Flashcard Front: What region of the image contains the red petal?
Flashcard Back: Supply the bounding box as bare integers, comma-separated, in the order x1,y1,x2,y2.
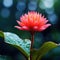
44,20,48,24
22,26,29,31
38,24,51,31
17,20,25,26
44,24,51,28
14,26,23,30
33,26,38,31
39,27,46,31
16,20,21,26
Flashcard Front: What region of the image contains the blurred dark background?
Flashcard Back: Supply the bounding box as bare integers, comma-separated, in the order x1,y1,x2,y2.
0,0,60,60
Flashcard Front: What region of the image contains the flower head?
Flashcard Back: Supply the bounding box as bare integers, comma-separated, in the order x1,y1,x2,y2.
15,11,51,33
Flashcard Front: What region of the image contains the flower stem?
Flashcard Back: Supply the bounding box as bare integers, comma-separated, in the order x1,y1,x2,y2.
30,32,34,60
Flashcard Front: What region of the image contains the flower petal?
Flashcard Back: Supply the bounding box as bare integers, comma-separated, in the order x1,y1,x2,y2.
14,26,23,30
39,27,46,31
16,20,21,26
33,26,38,31
16,20,25,26
44,20,48,24
22,26,29,31
38,24,51,31
15,11,51,32
44,24,51,28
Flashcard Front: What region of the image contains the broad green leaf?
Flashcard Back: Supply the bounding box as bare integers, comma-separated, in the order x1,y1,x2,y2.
37,42,57,60
32,42,57,60
0,55,12,60
28,57,30,60
4,32,31,58
31,49,38,60
0,31,4,38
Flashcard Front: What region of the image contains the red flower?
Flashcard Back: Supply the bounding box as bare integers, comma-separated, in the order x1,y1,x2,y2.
15,11,51,33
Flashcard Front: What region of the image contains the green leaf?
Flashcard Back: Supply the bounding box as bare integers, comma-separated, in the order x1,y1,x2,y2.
28,57,30,60
32,42,57,60
0,55,12,60
31,49,38,60
37,42,57,60
4,32,31,58
0,31,4,38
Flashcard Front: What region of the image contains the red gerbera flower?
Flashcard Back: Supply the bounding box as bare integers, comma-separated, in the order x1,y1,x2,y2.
15,11,51,33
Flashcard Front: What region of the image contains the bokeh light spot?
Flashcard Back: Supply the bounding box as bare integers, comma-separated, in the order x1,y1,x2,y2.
39,0,54,9
48,14,57,24
16,2,26,11
3,0,13,8
1,8,10,18
45,8,54,14
28,1,37,11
